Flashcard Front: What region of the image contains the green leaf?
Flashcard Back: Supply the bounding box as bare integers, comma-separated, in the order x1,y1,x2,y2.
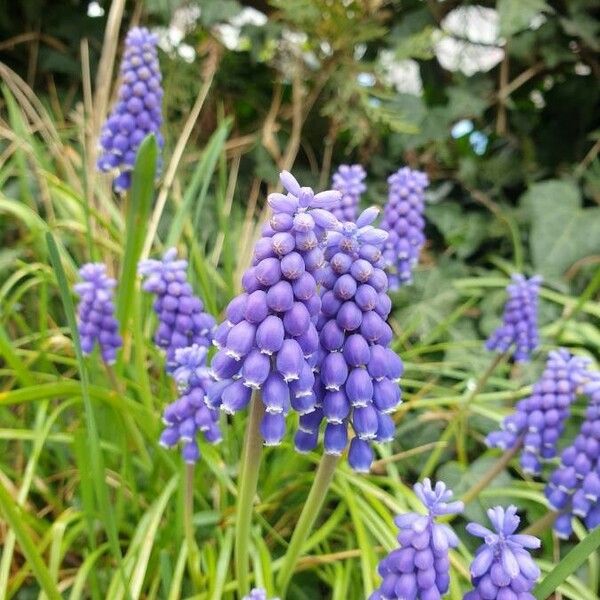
498,0,551,37
534,526,600,599
522,179,600,279
116,134,158,330
0,480,62,600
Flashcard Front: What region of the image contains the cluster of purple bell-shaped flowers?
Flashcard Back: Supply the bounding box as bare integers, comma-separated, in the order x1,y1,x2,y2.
370,479,463,600
74,263,122,364
159,344,222,463
465,506,541,600
97,27,164,192
331,164,367,222
485,274,542,362
380,167,429,290
545,372,600,538
207,172,342,446
295,208,403,472
487,349,591,475
138,248,215,372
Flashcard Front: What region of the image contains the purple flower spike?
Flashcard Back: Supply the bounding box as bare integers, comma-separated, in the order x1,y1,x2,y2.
97,27,163,192
487,349,591,475
304,208,403,471
464,505,541,600
159,344,221,463
370,479,462,600
486,274,542,362
331,164,367,222
380,167,429,290
207,172,342,445
138,248,215,372
242,589,280,600
545,371,600,538
74,263,122,364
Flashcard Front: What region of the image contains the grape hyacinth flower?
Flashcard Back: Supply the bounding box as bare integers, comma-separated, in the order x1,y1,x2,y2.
294,207,403,471
487,349,591,475
208,171,341,445
242,589,280,600
545,372,600,538
331,164,367,222
160,344,221,463
138,248,215,372
97,27,163,192
485,274,542,362
370,479,463,600
380,167,429,289
465,506,541,600
74,263,122,364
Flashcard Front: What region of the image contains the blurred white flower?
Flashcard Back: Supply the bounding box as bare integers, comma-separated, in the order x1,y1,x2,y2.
87,1,104,18
434,5,504,76
379,51,423,96
213,7,268,51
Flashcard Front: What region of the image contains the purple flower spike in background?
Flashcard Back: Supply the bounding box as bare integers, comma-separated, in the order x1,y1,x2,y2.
296,207,403,471
139,248,215,372
487,349,591,475
160,344,221,463
97,27,163,192
545,372,600,539
331,164,367,222
74,263,122,364
209,171,341,445
465,505,541,600
485,274,542,362
370,479,463,600
242,589,280,600
380,167,428,290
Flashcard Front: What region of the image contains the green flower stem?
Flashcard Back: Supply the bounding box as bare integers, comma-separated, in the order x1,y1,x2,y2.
235,393,265,597
277,453,340,596
184,463,203,590
422,351,508,478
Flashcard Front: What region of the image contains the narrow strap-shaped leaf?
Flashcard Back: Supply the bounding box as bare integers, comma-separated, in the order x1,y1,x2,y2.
534,525,600,599
46,232,131,599
0,479,61,600
116,134,158,329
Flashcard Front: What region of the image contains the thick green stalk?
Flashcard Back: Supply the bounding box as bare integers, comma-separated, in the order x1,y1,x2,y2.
235,394,265,597
277,453,340,596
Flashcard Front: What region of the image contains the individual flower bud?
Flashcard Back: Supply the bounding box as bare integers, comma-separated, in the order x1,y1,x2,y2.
261,412,286,446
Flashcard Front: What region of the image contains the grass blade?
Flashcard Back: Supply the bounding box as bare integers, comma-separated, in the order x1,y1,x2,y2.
534,525,600,599
0,479,61,600
115,134,158,330
46,231,130,598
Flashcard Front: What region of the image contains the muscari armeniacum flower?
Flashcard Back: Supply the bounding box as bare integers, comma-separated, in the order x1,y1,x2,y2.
74,263,122,364
97,27,163,192
208,171,341,446
242,589,281,600
331,164,367,222
160,344,221,463
370,479,463,600
465,505,541,600
545,371,600,538
138,248,215,372
294,207,403,472
485,274,542,362
380,167,429,290
486,349,591,475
